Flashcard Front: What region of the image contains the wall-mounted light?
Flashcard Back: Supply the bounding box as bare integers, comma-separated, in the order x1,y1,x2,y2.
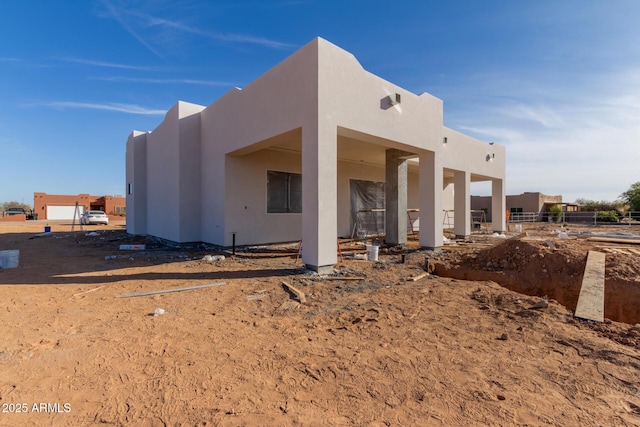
389,93,401,106
443,137,448,144
486,153,495,162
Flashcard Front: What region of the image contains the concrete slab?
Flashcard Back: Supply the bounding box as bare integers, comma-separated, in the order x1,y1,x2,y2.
574,251,606,322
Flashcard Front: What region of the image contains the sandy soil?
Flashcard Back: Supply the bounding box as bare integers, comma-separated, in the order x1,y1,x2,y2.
0,220,639,426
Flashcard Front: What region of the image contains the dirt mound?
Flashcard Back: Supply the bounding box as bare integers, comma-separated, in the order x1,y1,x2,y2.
433,237,640,324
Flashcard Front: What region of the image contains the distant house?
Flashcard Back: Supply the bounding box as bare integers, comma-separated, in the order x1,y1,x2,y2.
471,192,569,222
126,38,506,273
33,192,125,220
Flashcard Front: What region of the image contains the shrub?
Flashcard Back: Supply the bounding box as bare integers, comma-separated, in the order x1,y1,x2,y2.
549,204,563,222
596,210,619,223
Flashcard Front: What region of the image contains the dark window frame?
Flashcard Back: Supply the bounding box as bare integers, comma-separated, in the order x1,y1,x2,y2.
267,170,302,214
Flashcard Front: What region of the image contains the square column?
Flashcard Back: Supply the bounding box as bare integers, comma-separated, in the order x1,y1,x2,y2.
453,170,471,239
419,150,443,249
302,122,337,274
385,149,408,245
491,178,506,233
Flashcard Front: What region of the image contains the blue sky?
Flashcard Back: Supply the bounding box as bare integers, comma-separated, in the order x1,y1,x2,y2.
1,0,639,206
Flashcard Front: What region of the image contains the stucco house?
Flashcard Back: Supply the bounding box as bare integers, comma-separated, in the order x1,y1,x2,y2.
472,192,569,222
126,37,506,273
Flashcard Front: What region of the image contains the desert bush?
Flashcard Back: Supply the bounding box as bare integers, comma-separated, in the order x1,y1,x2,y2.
596,210,619,223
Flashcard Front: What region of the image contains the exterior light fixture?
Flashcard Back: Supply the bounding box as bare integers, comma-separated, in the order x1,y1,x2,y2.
443,137,448,144
389,93,401,106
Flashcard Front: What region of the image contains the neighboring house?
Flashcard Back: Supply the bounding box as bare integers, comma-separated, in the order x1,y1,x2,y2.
33,192,125,220
472,192,564,222
126,38,506,273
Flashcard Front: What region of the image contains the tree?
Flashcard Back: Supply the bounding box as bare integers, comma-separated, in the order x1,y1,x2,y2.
620,182,640,211
574,198,626,213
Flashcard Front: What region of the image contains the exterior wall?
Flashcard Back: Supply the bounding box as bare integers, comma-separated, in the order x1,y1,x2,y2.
143,102,204,242
225,149,303,246
178,105,203,242
126,131,147,235
471,196,493,220
34,192,124,220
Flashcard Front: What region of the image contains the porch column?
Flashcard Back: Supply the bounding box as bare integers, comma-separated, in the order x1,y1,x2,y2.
302,122,337,274
491,178,506,233
385,149,408,245
419,150,443,249
453,170,471,239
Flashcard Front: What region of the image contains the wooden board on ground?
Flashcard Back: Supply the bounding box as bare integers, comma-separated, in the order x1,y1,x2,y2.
586,237,640,245
574,251,606,322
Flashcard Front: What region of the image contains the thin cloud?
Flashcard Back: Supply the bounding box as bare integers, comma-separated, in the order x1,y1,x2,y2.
140,13,296,49
99,0,295,52
99,0,164,58
31,101,165,115
91,76,233,86
213,33,296,49
58,57,158,71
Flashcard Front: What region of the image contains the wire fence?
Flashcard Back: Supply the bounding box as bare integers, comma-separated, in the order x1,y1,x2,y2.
509,211,640,225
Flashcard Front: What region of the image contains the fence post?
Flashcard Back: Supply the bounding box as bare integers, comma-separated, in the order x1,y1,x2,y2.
594,211,597,226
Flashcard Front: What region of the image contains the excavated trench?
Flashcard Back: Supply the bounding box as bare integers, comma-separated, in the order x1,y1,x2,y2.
430,239,640,325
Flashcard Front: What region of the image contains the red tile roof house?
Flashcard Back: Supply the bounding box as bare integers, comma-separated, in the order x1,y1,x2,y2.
126,38,506,273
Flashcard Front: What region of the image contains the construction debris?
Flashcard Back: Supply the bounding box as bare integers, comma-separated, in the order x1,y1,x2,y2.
281,281,306,303
586,237,640,245
116,282,226,298
408,272,429,282
119,244,146,250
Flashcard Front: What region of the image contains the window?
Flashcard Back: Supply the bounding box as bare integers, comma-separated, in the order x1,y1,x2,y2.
510,207,523,213
267,171,302,213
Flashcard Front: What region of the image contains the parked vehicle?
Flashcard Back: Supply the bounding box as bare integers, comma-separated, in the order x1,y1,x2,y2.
80,210,109,225
5,207,27,216
3,207,37,219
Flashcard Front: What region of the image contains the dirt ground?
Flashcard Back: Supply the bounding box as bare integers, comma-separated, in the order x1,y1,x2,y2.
0,220,639,426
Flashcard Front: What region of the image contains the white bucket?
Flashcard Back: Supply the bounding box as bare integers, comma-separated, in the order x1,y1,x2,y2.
0,250,19,269
366,244,379,261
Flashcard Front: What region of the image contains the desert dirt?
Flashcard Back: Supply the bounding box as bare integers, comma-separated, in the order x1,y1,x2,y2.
0,220,639,426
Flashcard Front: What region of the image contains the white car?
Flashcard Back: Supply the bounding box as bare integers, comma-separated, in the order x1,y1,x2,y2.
81,210,109,225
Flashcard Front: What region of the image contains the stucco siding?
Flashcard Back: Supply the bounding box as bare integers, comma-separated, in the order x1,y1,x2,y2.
126,131,147,235
224,149,303,246
146,105,181,242
177,106,202,242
